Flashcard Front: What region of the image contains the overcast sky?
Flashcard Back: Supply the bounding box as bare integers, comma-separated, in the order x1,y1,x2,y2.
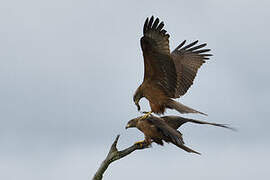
1,0,270,180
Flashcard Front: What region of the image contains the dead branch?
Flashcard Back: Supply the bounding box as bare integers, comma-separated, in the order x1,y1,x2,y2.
92,135,149,180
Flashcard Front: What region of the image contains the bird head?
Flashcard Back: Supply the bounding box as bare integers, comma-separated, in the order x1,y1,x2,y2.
125,118,139,129
133,88,143,111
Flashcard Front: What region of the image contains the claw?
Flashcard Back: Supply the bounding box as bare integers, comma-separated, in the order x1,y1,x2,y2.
134,140,145,148
139,111,152,120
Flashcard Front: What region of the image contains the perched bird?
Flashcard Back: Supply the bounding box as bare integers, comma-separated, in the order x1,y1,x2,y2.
133,16,212,117
125,115,234,154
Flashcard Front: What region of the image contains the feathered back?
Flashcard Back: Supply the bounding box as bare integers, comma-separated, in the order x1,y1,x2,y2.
147,116,200,154
146,116,184,145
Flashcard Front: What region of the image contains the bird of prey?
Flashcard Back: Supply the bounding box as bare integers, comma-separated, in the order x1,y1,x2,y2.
133,16,212,118
125,115,234,154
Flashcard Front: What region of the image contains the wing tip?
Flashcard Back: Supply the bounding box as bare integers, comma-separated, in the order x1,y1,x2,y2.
143,17,149,34
143,16,169,36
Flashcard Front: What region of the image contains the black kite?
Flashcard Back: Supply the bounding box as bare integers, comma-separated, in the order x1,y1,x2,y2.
133,16,212,117
126,115,234,154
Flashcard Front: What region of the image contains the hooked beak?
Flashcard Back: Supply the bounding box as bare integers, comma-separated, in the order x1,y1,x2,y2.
125,124,130,129
135,100,141,111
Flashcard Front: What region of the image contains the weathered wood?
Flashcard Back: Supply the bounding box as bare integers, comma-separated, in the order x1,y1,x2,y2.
92,135,149,180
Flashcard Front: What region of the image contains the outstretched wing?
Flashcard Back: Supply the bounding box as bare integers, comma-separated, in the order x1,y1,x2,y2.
141,16,177,97
171,40,212,97
162,115,236,131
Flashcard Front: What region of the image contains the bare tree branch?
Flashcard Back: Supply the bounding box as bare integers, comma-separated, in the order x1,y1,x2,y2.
92,135,149,180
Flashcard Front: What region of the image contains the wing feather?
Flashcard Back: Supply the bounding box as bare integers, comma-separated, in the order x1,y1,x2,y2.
146,116,201,154
147,116,184,145
141,16,177,97
171,40,212,97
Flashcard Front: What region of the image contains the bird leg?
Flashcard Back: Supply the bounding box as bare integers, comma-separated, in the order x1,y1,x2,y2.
134,140,147,148
139,111,152,120
134,140,145,144
134,139,151,148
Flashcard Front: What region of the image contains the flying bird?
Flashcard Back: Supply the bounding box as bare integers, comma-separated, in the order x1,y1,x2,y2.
133,16,212,118
125,115,234,154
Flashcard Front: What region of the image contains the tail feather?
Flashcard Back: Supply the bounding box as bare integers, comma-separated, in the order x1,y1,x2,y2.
162,115,236,131
186,118,237,131
167,99,207,116
177,144,201,155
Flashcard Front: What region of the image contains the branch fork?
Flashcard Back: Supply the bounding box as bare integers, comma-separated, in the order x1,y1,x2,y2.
93,135,149,180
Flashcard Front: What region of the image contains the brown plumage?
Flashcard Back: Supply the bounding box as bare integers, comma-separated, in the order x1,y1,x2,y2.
133,16,212,115
126,115,234,154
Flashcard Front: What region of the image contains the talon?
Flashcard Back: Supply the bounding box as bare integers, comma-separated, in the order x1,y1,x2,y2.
134,140,145,148
139,111,152,120
134,140,145,145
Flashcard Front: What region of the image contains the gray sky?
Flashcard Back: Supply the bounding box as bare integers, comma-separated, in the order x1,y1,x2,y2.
1,0,270,179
